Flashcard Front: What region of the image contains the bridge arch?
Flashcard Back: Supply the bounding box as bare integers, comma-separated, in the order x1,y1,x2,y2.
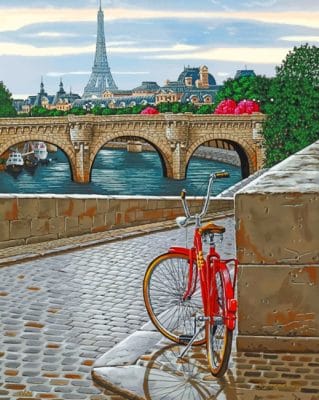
0,138,77,181
186,135,257,179
90,131,173,180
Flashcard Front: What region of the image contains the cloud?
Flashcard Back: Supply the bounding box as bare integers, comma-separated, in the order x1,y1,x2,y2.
0,41,198,57
0,42,95,56
47,71,91,77
145,47,290,64
34,32,79,38
47,70,150,76
108,44,198,54
279,36,319,42
217,72,230,77
0,7,318,32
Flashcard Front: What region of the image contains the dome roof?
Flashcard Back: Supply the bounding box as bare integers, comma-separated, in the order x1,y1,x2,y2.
133,81,160,92
177,66,216,86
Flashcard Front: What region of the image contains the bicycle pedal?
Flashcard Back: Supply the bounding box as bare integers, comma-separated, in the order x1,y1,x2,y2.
179,335,193,342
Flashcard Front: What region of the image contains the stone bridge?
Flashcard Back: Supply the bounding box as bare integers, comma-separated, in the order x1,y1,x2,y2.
0,113,266,183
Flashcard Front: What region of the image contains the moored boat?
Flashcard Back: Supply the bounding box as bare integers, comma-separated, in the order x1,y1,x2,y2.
33,142,48,163
5,151,24,173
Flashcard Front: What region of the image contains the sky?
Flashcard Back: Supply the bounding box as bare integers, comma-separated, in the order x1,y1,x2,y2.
0,0,318,98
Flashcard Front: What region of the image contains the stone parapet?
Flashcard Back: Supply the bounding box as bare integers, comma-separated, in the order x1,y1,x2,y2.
235,141,319,352
0,195,233,249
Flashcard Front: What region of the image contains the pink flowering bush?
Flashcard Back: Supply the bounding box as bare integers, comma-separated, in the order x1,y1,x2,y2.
214,99,237,114
234,100,260,114
140,106,159,115
214,99,261,114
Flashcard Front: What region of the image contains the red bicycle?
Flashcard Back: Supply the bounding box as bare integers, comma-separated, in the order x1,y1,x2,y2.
143,171,238,377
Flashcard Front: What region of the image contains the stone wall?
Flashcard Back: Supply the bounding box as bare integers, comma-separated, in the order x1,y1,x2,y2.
0,195,233,249
235,141,319,352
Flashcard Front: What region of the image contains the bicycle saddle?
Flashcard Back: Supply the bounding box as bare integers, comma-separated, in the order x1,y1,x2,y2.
199,222,225,235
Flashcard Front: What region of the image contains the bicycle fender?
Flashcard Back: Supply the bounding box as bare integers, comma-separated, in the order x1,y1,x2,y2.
168,247,191,257
219,264,237,330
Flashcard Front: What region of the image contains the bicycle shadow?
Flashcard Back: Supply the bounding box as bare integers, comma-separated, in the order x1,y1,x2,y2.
142,343,238,400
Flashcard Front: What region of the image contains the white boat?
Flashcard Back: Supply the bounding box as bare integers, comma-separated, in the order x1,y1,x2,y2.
33,142,48,162
6,151,24,172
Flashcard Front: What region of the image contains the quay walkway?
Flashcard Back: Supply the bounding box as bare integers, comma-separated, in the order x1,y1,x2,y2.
0,214,319,400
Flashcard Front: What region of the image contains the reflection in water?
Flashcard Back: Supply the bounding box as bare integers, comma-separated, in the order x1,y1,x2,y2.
143,344,237,400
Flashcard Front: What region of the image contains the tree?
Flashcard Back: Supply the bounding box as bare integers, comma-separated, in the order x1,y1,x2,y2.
263,44,319,166
0,81,17,117
215,75,273,112
30,106,49,117
196,104,214,114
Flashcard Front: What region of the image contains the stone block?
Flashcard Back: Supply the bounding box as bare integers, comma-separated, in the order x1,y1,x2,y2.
236,192,319,265
84,199,97,217
0,198,18,221
79,215,93,232
48,217,65,235
64,216,79,235
57,198,85,217
17,198,39,219
104,212,115,228
31,218,50,236
92,213,104,227
10,220,31,239
237,264,319,344
38,198,56,218
26,234,58,245
0,221,10,241
96,198,109,214
0,238,25,249
108,199,121,213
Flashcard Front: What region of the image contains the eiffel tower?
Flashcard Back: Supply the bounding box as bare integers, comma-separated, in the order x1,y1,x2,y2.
83,0,118,98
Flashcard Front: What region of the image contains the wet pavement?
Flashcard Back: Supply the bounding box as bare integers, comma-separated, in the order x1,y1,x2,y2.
1,215,318,400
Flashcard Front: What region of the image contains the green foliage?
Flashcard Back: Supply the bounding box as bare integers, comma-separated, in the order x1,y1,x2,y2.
263,44,319,166
102,107,116,115
48,109,65,117
30,106,49,117
68,107,86,115
132,104,146,114
196,104,214,114
0,82,17,117
156,101,199,113
215,75,273,112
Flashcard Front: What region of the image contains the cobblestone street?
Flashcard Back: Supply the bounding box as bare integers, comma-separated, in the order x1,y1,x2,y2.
0,217,235,399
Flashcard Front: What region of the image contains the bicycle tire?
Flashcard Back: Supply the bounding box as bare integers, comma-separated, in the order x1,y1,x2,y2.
206,271,233,377
143,253,205,345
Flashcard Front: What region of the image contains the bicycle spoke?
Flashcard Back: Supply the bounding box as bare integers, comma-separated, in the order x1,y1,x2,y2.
144,254,205,344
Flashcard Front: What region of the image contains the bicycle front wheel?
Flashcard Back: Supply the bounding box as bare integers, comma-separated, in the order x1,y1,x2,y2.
206,271,233,377
143,253,205,345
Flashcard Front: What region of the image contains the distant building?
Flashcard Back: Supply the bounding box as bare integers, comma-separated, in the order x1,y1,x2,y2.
155,65,221,105
50,79,81,111
234,69,256,79
73,65,222,109
18,79,81,113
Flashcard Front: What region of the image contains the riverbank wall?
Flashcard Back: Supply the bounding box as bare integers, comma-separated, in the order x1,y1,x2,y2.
0,195,233,249
105,142,241,167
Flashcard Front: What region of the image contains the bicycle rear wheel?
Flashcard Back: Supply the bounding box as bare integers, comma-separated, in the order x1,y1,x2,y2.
206,271,233,377
143,253,205,345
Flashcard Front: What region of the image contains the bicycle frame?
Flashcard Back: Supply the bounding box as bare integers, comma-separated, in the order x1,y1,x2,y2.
168,226,238,331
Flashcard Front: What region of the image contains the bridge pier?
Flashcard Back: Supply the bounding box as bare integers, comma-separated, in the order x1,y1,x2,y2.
72,142,91,183
70,120,93,183
170,142,187,180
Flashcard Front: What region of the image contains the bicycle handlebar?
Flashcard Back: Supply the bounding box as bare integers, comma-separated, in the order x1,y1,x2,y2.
180,170,229,223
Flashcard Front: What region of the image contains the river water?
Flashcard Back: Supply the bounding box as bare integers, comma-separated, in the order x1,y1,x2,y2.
0,148,241,196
